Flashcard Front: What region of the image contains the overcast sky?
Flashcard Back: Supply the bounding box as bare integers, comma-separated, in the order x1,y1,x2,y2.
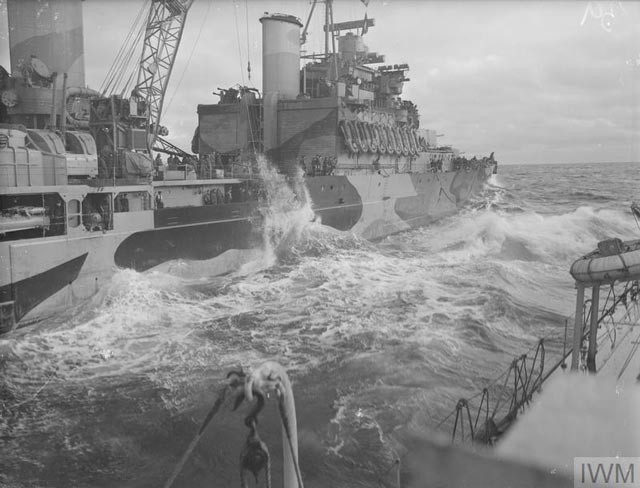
1,0,639,164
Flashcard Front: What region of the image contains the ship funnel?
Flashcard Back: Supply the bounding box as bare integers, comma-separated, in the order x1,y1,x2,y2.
259,13,302,100
7,0,86,88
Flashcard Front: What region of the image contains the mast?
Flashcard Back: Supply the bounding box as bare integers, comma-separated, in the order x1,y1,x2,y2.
323,0,337,81
324,0,331,57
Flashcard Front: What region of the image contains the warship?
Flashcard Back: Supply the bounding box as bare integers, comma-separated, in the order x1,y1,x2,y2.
0,0,496,333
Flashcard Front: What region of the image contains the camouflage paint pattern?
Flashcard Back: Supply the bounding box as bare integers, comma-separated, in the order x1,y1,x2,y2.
306,164,493,240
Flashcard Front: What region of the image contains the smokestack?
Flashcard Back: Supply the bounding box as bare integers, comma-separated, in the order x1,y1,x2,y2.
259,13,301,152
259,13,302,100
7,0,86,88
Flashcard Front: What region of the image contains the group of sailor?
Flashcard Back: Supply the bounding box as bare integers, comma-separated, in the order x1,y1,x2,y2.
154,154,198,180
201,182,264,207
451,153,496,172
299,155,337,177
202,187,231,206
153,152,247,181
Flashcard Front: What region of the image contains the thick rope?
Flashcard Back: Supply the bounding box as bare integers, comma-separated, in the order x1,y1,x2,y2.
278,395,304,488
163,384,230,488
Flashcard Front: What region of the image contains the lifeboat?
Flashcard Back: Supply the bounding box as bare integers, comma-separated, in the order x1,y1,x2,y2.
570,239,640,284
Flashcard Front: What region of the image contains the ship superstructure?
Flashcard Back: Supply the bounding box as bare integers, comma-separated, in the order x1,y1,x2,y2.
0,0,495,332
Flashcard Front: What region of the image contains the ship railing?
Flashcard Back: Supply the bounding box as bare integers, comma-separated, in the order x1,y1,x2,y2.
82,177,152,187
436,279,640,446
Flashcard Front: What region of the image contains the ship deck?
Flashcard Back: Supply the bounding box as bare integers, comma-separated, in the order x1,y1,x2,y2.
493,320,640,481
598,322,640,384
153,178,244,187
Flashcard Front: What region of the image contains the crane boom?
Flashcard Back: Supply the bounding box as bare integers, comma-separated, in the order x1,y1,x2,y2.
135,0,194,152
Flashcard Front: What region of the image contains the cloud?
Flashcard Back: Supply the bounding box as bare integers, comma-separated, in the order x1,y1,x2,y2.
1,0,638,164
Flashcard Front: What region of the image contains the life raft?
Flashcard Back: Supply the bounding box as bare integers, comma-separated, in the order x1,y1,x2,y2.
390,127,401,155
376,125,387,154
340,119,359,153
354,121,369,152
570,239,640,284
383,125,392,154
408,129,419,155
401,129,409,156
404,128,414,156
411,130,422,153
365,123,378,152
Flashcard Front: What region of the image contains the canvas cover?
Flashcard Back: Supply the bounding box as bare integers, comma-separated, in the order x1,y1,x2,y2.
122,151,153,177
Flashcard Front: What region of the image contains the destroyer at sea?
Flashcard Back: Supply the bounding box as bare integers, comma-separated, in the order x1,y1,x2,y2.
0,0,496,332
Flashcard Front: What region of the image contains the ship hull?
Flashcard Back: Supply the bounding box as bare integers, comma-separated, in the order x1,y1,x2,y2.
0,212,262,332
0,164,494,332
307,165,491,239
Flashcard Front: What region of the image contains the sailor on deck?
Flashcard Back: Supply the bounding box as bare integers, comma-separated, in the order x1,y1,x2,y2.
154,154,164,181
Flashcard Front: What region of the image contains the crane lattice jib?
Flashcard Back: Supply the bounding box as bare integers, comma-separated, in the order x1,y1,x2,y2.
135,0,194,152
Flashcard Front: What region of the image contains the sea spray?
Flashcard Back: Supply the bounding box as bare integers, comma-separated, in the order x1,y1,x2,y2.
1,162,638,487
238,155,317,272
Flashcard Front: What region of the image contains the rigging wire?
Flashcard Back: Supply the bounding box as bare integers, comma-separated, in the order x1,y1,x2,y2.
165,0,213,113
616,327,640,380
245,0,251,81
101,0,150,95
233,0,246,85
119,64,138,99
99,3,142,93
103,7,147,96
110,24,146,96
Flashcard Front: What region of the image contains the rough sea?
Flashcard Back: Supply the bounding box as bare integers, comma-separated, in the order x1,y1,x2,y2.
1,161,638,488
